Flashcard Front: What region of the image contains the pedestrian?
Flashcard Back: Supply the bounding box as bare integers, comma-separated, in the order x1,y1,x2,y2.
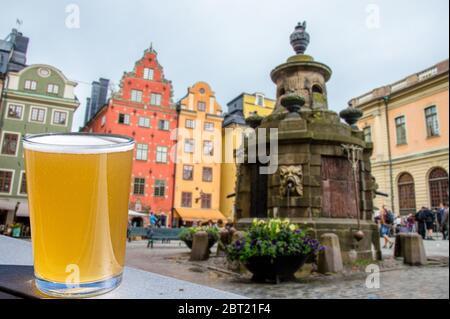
149,211,157,226
394,214,402,235
415,208,427,239
437,203,445,229
127,220,132,242
423,207,435,240
380,205,394,249
406,213,416,233
440,204,449,240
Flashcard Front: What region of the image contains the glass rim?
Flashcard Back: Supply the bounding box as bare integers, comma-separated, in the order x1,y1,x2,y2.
22,132,135,154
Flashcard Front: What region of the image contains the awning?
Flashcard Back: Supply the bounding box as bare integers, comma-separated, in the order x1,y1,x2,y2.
0,198,17,211
16,201,29,217
174,208,226,222
128,210,148,217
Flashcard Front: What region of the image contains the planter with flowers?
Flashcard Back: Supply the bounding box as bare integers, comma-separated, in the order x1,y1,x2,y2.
179,226,219,250
227,219,323,283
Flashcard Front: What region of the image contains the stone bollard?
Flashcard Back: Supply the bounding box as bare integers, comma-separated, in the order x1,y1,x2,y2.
216,229,230,257
402,233,427,266
318,233,344,274
190,231,210,261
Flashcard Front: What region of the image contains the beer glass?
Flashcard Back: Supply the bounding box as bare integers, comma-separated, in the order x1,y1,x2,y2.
23,133,135,297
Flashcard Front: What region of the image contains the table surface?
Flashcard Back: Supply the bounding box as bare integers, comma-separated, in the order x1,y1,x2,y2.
0,235,245,299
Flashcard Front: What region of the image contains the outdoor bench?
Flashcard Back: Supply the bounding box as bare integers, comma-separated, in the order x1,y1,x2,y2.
147,228,183,248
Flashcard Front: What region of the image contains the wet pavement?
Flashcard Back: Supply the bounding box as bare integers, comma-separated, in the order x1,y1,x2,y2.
125,238,449,299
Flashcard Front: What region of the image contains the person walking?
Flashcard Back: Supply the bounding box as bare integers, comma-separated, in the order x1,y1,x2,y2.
380,205,394,249
406,213,416,233
423,207,435,240
415,207,427,239
440,204,449,240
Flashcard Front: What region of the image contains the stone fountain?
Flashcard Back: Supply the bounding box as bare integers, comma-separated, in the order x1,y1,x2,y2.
235,22,381,262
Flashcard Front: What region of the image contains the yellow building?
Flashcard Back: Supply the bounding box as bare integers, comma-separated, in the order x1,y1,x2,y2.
219,92,275,220
352,59,449,215
173,82,225,226
227,92,276,118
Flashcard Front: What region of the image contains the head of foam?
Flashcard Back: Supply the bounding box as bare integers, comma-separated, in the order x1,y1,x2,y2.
23,133,135,154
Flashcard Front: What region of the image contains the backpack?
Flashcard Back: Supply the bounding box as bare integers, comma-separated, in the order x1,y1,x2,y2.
386,211,395,224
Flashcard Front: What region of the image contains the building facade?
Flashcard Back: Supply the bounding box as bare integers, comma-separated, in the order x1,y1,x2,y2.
84,78,110,125
352,59,449,215
0,64,79,226
83,47,177,227
219,92,275,220
173,82,225,226
226,92,275,118
0,28,29,76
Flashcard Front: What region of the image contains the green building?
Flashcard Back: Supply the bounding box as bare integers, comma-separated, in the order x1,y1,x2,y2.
0,64,79,230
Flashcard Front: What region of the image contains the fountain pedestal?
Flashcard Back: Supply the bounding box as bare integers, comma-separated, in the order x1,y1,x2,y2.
235,22,382,262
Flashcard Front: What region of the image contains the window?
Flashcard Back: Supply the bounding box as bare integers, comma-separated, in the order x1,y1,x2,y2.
158,120,169,131
138,117,151,128
363,126,372,143
186,119,195,129
30,107,46,123
150,93,162,106
133,178,145,195
428,168,449,208
202,167,213,182
47,84,59,94
101,115,106,126
181,192,192,208
1,133,19,156
143,68,154,80
184,139,195,153
7,104,23,120
24,80,37,90
0,171,13,193
255,94,264,106
398,173,416,215
19,172,27,195
118,113,130,125
425,106,439,137
197,101,206,112
156,146,168,163
131,90,143,102
204,122,214,132
52,110,67,125
136,144,148,161
201,193,212,209
154,180,166,197
395,116,407,145
203,141,214,156
183,165,194,180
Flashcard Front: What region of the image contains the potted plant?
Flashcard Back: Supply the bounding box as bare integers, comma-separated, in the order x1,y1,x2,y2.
179,226,219,250
227,218,323,283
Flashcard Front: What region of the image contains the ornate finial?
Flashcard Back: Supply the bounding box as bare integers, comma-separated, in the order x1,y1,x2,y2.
290,21,310,55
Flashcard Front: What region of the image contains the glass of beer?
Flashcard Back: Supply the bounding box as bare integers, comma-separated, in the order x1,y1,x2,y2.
23,133,135,298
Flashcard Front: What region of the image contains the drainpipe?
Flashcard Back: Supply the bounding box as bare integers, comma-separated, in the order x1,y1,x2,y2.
382,96,395,211
170,102,181,228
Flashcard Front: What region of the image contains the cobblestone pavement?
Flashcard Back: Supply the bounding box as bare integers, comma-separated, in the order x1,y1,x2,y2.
125,238,449,299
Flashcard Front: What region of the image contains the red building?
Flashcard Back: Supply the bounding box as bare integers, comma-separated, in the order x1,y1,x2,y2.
84,47,177,227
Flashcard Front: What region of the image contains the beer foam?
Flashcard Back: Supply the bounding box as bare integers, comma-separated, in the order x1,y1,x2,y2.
23,134,135,154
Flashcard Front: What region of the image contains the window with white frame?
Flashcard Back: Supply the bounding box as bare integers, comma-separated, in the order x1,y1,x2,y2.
197,101,206,112
52,110,67,125
363,126,372,143
136,144,148,161
186,119,195,129
118,113,130,125
184,139,195,153
154,180,166,197
395,116,407,145
19,172,27,195
255,94,264,106
158,119,169,131
204,122,214,132
101,115,106,126
203,140,214,156
143,68,154,80
47,84,59,94
1,132,19,156
156,146,168,163
24,80,37,91
7,104,23,120
150,93,162,106
131,90,143,102
30,107,46,123
138,117,151,128
0,170,13,193
425,106,439,137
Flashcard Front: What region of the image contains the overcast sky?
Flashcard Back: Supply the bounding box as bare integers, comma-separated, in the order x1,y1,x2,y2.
2,0,449,131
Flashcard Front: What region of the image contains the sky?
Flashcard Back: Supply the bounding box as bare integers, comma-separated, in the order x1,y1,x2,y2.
2,0,449,131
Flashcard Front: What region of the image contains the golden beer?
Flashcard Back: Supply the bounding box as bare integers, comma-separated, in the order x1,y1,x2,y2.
23,133,134,297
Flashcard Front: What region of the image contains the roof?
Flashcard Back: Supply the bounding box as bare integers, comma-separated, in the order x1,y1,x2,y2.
350,59,449,108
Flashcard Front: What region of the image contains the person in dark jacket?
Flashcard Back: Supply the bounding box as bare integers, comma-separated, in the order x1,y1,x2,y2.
424,207,435,240
441,204,449,240
415,208,427,239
